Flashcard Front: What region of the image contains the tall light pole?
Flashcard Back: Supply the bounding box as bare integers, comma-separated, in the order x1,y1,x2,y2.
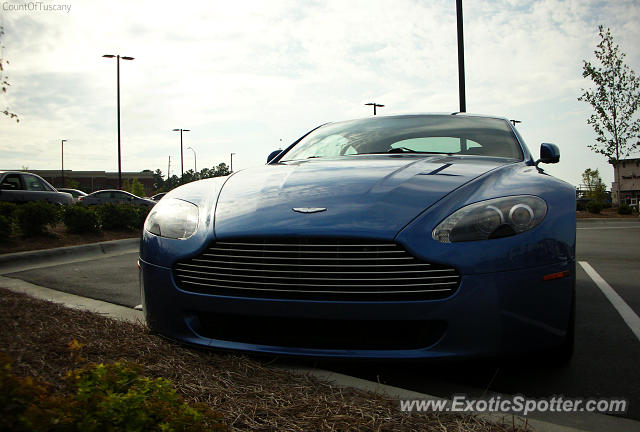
230,152,236,173
103,54,135,190
172,128,190,182
365,102,384,115
60,139,67,188
456,0,466,112
186,146,197,173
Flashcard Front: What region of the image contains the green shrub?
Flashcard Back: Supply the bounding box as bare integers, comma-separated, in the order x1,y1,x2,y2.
586,200,604,214
576,201,587,211
96,203,139,231
14,201,60,236
0,203,17,242
63,205,101,233
0,215,13,242
134,205,152,230
0,202,17,219
617,204,632,215
0,354,226,432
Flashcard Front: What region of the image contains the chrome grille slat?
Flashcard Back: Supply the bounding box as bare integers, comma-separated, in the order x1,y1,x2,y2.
175,270,459,283
207,247,407,254
177,274,457,288
215,242,398,248
200,253,415,261
176,263,455,274
173,239,461,300
191,259,432,268
179,279,454,294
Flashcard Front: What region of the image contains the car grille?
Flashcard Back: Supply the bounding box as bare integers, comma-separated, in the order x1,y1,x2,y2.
173,239,460,301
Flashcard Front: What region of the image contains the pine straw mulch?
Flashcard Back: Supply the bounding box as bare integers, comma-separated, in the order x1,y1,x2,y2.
0,288,531,432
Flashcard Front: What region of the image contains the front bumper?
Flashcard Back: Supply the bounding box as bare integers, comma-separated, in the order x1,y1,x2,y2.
140,258,574,360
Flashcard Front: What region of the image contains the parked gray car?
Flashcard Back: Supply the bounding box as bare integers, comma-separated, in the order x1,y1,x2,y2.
78,189,156,207
0,171,73,205
58,188,88,203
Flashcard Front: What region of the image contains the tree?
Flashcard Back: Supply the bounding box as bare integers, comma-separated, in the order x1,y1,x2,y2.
130,178,145,197
213,163,230,177
581,168,607,201
578,25,640,206
152,169,165,192
165,175,181,190
0,26,18,122
66,178,80,190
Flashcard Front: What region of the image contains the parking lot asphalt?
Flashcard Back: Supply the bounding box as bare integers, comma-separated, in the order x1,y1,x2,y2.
2,218,639,430
5,253,140,308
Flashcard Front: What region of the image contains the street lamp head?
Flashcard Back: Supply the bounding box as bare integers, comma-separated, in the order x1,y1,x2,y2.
102,54,115,58
183,129,191,132
121,56,135,61
61,139,67,143
172,128,181,131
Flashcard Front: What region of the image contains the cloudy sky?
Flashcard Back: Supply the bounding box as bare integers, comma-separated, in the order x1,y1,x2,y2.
1,0,639,188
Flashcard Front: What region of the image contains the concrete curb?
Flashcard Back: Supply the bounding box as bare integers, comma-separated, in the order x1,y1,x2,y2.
0,238,139,274
0,275,144,324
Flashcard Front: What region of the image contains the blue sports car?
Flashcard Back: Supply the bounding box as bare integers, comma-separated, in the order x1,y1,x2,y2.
140,114,575,363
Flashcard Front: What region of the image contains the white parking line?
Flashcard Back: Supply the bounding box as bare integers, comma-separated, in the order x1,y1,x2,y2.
579,261,640,343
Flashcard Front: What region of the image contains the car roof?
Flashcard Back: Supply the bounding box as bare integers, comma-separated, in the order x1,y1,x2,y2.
325,112,512,125
91,189,131,192
0,171,45,176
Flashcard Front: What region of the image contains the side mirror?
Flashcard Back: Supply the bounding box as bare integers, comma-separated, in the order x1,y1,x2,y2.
267,149,282,163
536,143,560,165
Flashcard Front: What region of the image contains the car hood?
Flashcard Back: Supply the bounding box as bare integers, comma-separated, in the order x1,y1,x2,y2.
214,155,515,239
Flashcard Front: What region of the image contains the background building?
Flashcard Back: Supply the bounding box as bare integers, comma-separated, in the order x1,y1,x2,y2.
612,158,640,207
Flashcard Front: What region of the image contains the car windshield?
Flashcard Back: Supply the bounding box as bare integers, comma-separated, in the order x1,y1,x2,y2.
280,115,523,161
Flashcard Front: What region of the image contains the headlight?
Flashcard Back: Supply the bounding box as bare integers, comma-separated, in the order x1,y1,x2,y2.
432,196,547,243
144,198,199,239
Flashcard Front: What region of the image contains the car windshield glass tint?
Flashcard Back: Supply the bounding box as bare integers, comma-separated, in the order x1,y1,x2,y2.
280,115,523,161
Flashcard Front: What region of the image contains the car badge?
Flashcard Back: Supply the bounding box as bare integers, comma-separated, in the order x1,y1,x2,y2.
292,207,327,214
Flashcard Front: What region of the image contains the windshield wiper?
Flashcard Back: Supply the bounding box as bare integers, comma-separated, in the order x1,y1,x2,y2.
358,149,450,155
388,147,417,153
